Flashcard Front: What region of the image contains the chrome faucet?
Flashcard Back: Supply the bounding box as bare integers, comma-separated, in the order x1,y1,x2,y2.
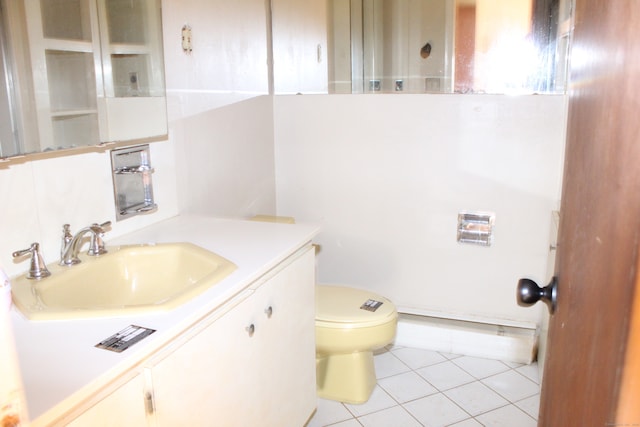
59,221,111,266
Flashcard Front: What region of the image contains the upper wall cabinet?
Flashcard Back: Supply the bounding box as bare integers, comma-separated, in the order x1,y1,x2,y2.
20,0,166,154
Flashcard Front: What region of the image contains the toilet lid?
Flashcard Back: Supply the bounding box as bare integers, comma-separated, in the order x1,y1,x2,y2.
316,285,397,328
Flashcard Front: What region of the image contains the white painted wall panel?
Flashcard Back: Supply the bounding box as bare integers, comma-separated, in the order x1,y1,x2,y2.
161,0,270,118
274,93,567,324
174,96,276,218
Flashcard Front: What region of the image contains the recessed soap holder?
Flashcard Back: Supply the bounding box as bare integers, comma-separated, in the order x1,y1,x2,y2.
111,145,157,221
457,211,495,246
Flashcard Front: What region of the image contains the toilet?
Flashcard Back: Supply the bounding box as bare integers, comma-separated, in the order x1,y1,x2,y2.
249,215,398,403
315,285,398,404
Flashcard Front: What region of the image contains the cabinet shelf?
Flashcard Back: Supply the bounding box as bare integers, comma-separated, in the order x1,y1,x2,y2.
109,43,152,55
43,38,95,53
50,109,98,118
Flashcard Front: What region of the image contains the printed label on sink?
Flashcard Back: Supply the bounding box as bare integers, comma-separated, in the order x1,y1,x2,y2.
96,325,156,353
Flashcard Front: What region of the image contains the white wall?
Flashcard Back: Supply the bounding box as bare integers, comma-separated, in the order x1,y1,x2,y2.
274,93,567,325
160,0,276,219
172,96,277,217
160,0,270,118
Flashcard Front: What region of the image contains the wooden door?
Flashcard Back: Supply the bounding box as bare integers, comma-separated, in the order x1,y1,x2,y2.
538,1,640,426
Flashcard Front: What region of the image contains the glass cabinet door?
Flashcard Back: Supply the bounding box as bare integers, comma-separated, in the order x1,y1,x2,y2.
23,0,167,153
96,0,167,142
26,0,102,151
98,0,165,98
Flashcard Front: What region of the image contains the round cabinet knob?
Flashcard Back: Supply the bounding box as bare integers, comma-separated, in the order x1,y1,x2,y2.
265,306,273,318
245,324,255,337
517,277,558,314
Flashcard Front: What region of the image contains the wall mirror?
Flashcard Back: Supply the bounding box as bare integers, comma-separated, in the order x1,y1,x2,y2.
0,0,167,160
272,0,572,95
329,0,572,94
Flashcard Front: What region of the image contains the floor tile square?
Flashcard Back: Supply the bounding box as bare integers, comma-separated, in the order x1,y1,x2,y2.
438,352,463,360
378,371,438,403
416,361,475,391
306,398,353,427
307,346,543,427
403,393,470,427
374,350,411,379
448,419,484,427
515,393,540,420
344,386,397,417
451,356,511,379
328,420,363,427
481,370,540,402
358,405,422,427
391,347,447,369
516,362,541,384
444,381,509,416
503,361,525,368
475,403,537,427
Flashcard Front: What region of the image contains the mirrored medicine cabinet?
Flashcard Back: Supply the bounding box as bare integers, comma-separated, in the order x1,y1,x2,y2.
329,0,571,94
1,0,572,160
0,0,167,160
272,0,572,95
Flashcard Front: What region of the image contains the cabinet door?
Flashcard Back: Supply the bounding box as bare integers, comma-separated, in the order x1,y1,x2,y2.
24,0,102,151
96,0,167,141
255,247,316,425
150,289,258,426
150,247,316,427
66,374,148,427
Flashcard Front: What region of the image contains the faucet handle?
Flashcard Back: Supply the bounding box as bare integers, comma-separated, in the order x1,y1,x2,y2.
87,221,111,256
12,242,51,280
62,224,72,240
89,221,112,233
61,224,73,257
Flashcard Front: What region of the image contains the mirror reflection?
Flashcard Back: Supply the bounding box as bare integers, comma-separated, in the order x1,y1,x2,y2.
0,0,166,160
2,0,570,159
327,0,569,94
0,3,25,158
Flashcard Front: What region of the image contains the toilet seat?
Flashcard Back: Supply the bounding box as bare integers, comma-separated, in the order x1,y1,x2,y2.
316,285,397,329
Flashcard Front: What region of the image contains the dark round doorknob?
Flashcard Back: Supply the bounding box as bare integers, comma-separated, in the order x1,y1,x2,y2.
517,277,557,314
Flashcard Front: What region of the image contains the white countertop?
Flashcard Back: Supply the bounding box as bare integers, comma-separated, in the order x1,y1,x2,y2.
9,215,320,425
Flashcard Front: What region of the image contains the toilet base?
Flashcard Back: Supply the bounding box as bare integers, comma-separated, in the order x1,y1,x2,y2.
316,351,377,404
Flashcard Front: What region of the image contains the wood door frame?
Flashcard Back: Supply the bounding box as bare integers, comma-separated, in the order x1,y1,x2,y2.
616,251,640,423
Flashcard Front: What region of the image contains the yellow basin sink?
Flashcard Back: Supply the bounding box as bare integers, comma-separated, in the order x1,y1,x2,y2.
11,243,237,321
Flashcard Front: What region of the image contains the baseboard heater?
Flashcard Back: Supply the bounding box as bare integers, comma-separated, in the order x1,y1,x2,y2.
394,313,538,365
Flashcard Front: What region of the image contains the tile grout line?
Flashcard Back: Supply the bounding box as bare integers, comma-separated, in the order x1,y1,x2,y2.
314,347,541,427
378,350,508,426
396,350,541,425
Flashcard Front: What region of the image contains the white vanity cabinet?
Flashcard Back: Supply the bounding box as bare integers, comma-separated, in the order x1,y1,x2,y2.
148,246,316,427
60,244,317,427
65,373,148,427
15,217,321,427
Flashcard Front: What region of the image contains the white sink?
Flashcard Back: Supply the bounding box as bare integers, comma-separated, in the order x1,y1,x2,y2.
11,242,236,320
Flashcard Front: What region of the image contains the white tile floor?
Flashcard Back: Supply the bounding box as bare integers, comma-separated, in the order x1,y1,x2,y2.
307,345,540,427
